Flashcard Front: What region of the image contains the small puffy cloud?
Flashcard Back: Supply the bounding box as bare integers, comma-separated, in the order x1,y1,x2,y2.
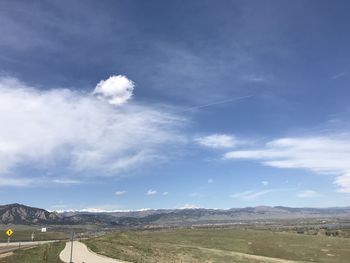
224,136,350,193
93,75,134,105
147,189,157,195
261,181,269,186
195,134,236,149
115,190,127,196
162,191,169,195
208,178,214,184
297,190,318,198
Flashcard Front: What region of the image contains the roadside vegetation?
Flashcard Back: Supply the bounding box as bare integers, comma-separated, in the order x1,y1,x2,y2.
83,227,350,263
0,242,64,263
0,228,69,242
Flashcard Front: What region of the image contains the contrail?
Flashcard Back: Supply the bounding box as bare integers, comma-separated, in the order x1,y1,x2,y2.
176,95,252,113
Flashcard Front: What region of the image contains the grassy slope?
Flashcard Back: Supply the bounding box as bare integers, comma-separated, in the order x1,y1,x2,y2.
0,242,65,263
83,228,350,263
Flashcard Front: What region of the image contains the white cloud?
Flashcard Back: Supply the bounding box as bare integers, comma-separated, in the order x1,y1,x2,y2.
52,179,81,185
195,134,236,149
334,174,350,193
147,189,157,195
162,191,169,195
189,192,204,198
0,177,34,187
115,190,127,196
230,188,291,201
224,136,350,193
297,190,318,198
241,74,268,83
93,75,134,105
0,77,185,185
208,178,214,184
261,181,269,186
331,71,347,80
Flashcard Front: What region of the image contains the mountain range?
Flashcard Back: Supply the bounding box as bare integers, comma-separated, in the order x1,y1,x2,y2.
1,203,350,226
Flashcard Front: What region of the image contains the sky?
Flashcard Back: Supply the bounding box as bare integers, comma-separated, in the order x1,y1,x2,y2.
0,0,350,211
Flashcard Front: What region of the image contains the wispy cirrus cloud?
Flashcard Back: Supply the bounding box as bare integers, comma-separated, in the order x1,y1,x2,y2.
331,71,347,80
0,177,35,187
195,134,237,149
189,192,204,198
52,179,81,185
230,188,292,201
224,135,350,193
241,74,269,83
297,190,318,198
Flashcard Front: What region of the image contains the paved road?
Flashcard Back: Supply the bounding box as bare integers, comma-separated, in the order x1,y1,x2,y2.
0,240,57,248
60,241,127,263
0,240,57,254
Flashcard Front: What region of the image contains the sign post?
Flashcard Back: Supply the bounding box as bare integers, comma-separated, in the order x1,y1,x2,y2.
5,229,14,244
32,227,48,242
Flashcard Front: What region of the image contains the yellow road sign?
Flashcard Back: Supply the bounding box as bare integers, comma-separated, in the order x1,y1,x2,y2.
6,229,13,237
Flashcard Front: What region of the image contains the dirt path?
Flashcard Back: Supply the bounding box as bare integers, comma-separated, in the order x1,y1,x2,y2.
60,241,128,263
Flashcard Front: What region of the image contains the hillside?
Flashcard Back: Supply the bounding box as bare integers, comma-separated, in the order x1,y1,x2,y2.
0,203,61,224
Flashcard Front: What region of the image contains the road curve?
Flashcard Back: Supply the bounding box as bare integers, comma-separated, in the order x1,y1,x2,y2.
60,241,127,263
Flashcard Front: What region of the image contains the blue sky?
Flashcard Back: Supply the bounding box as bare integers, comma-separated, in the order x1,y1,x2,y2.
0,0,350,211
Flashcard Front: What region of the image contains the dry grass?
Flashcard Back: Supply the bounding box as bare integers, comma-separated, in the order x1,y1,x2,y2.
0,242,65,263
83,227,350,263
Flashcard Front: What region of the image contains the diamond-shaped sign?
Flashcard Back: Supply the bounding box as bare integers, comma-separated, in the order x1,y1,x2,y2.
6,229,13,237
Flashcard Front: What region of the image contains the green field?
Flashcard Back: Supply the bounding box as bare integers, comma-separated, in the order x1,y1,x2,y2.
0,242,64,263
83,227,350,263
